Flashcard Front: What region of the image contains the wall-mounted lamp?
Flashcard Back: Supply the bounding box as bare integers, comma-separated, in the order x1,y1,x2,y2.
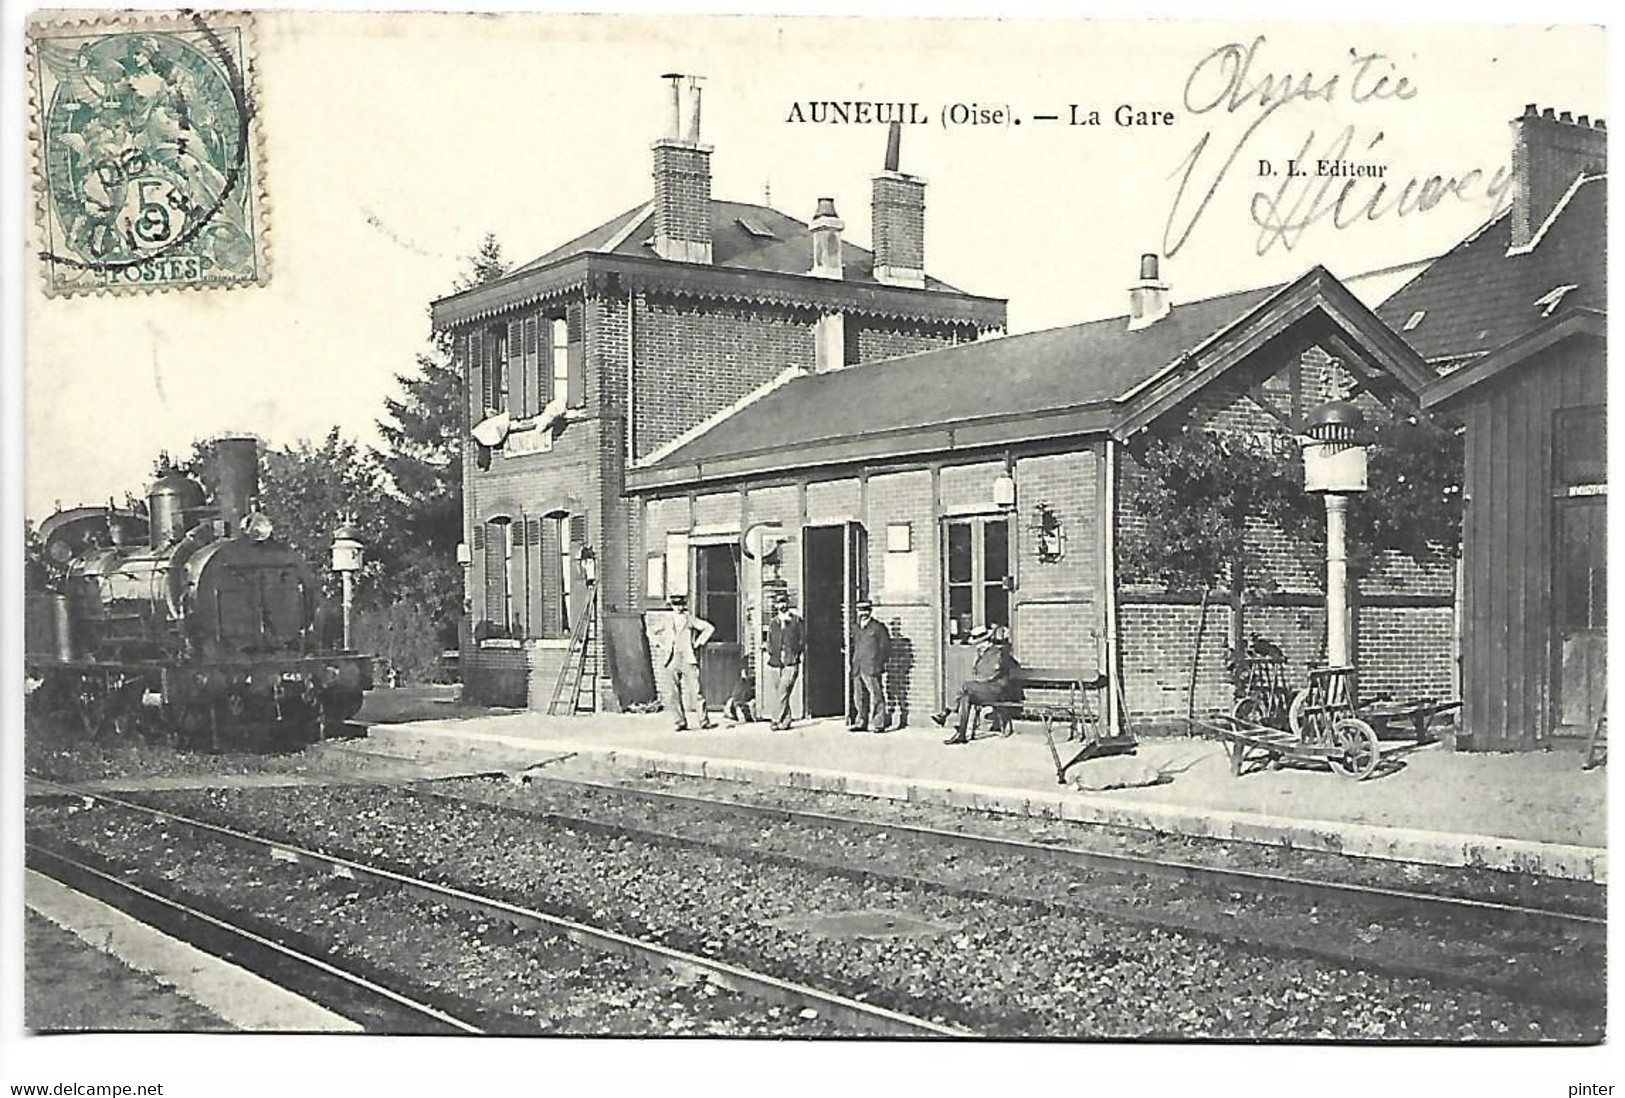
1029,502,1065,563
456,542,473,566
579,544,598,586
992,471,1017,510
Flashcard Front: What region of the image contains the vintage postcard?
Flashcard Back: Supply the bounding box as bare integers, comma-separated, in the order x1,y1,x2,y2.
7,7,1611,1096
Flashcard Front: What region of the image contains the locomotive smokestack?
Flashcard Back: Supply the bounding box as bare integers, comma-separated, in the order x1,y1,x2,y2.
213,436,260,537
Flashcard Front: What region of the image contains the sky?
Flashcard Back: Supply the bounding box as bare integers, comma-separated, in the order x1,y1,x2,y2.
18,12,1606,520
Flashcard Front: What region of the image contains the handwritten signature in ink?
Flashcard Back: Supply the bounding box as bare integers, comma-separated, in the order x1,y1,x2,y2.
1164,36,1509,257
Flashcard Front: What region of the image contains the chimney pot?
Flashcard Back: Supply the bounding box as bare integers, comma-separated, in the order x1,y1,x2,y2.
662,73,684,141
1524,103,1539,117
1543,107,1557,119
1579,115,1591,126
1560,110,1574,123
883,121,902,173
811,198,845,280
1597,118,1607,130
687,75,705,144
1127,253,1171,331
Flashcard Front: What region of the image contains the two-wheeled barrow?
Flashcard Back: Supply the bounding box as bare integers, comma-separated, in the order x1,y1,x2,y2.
1203,665,1460,781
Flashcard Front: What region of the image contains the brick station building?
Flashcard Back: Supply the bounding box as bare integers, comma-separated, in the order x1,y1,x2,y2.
627,262,1451,732
430,80,1005,706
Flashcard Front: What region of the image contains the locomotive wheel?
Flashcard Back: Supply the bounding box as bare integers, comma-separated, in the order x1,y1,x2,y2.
1328,717,1381,780
77,684,111,740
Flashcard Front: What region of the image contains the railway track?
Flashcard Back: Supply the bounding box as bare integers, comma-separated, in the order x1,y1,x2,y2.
26,777,970,1038
390,775,1603,1015
26,842,484,1035
514,771,1607,928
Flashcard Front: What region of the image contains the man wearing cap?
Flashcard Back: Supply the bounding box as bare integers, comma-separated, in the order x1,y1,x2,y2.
658,593,715,731
763,589,805,730
933,625,1013,745
848,598,891,732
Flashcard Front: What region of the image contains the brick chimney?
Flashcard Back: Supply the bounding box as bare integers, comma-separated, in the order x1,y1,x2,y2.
1127,253,1170,331
810,197,844,279
652,74,713,264
1510,105,1606,250
871,122,925,288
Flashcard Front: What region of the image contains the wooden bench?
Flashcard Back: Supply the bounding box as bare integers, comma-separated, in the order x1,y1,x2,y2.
974,666,1133,784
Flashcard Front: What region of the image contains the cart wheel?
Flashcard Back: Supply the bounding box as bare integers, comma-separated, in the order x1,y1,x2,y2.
1328,717,1380,780
1287,687,1310,736
1231,697,1263,725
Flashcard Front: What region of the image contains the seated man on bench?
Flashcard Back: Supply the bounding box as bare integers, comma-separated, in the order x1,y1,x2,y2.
932,625,1015,746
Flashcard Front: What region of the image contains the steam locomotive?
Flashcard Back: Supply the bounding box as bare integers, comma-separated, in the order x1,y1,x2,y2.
24,437,373,749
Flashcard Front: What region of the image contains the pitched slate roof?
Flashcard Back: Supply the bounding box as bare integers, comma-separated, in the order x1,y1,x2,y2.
1377,176,1606,366
515,199,965,293
639,282,1282,470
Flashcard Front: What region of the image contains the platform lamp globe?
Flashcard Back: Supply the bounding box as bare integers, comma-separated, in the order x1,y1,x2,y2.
1301,401,1371,667
330,520,365,651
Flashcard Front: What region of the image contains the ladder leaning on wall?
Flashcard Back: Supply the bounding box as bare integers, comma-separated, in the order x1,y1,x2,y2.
547,585,600,716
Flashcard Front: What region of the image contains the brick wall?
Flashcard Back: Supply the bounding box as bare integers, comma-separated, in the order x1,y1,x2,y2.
806,477,860,523
864,469,935,722
851,319,965,364
652,142,712,255
872,173,926,274
634,297,815,457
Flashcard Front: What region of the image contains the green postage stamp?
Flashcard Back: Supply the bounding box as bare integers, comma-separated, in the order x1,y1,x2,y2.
27,10,267,295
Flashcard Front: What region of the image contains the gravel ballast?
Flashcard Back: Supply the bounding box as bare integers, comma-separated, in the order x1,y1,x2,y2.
33,784,1600,1042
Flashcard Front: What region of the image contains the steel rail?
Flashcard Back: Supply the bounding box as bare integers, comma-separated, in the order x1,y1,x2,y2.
519,772,1607,931
25,841,485,1035
28,777,971,1039
382,777,1605,1014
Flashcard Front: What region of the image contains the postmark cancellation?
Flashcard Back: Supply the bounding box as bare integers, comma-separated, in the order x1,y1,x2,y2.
27,10,268,295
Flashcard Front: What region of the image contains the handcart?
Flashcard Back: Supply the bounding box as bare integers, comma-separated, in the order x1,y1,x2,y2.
1203,665,1459,781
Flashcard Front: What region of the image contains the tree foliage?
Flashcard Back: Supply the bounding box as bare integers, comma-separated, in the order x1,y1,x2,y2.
1121,404,1464,594
1119,427,1301,592
371,232,511,648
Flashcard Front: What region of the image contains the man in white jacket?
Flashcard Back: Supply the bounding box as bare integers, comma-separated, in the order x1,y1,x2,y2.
658,593,715,731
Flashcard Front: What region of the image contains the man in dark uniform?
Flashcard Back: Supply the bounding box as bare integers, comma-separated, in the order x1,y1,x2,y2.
933,626,1013,745
763,589,805,731
847,598,891,732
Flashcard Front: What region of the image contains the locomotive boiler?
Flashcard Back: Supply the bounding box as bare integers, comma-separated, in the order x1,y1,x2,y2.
24,437,373,748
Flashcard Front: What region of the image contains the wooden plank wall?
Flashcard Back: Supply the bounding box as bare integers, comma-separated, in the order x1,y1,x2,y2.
1460,339,1604,749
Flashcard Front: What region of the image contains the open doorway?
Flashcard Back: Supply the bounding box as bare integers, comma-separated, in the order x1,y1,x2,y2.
693,542,743,710
802,523,867,718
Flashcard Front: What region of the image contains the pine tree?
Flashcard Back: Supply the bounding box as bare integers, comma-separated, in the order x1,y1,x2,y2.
373,233,510,647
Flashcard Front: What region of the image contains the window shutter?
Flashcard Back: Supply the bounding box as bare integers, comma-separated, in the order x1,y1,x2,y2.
471,526,484,551
507,319,524,417
566,303,586,409
482,328,498,413
568,514,587,545
468,330,484,422
483,521,507,629
539,518,563,637
525,518,544,635
522,317,539,418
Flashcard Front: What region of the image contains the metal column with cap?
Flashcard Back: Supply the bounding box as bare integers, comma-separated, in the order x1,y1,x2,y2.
1301,401,1372,666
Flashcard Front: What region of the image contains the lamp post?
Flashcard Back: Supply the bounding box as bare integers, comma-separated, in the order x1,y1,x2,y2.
1302,401,1371,667
330,520,365,651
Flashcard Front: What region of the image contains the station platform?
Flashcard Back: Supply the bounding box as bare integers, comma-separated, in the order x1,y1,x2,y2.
359,707,1608,885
